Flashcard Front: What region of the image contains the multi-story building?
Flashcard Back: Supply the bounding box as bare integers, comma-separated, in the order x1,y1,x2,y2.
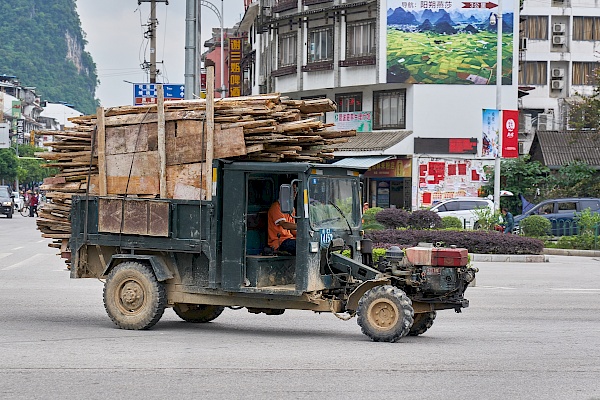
239,0,520,209
520,0,600,132
0,74,44,147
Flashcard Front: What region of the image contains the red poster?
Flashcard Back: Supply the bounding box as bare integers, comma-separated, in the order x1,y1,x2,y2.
471,169,480,181
419,164,427,177
458,163,467,175
448,164,457,176
422,192,432,204
502,110,519,158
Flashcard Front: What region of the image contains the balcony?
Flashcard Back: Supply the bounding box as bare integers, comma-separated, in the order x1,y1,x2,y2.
273,0,297,13
339,55,376,67
302,61,334,72
271,65,297,77
303,0,332,5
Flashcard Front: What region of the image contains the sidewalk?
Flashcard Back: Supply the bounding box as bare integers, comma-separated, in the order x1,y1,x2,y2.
471,247,600,262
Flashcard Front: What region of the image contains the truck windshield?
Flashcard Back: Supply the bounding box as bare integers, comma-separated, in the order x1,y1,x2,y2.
308,176,359,230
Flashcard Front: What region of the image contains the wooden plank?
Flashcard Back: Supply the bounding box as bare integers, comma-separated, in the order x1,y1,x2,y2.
204,66,215,201
97,107,107,196
105,151,160,195
214,126,246,158
105,124,157,155
166,163,208,200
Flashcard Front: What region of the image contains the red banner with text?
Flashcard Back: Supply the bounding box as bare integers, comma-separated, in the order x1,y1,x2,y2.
502,110,519,158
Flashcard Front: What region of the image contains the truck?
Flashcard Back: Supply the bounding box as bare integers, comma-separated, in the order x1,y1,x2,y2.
69,160,477,342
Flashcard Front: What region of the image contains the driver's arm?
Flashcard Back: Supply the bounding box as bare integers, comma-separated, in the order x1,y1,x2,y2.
277,220,297,231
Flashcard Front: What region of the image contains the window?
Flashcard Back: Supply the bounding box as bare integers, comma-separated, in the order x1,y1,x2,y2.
346,20,376,58
572,62,599,85
278,33,297,67
308,27,333,63
573,17,600,41
523,16,548,40
373,89,406,130
558,202,577,212
335,92,363,112
519,62,547,85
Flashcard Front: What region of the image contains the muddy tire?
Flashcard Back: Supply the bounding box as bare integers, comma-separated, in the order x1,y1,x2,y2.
409,311,437,336
103,261,166,330
173,303,225,323
357,285,414,342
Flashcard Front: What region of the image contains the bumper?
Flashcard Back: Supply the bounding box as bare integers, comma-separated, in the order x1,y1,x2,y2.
1,205,13,215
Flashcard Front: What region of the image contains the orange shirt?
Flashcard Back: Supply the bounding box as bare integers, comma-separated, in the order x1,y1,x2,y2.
267,201,296,249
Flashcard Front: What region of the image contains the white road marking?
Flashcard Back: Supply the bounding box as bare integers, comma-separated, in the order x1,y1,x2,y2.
477,286,517,290
37,240,46,243
1,254,48,271
0,253,12,260
550,288,600,292
11,246,23,250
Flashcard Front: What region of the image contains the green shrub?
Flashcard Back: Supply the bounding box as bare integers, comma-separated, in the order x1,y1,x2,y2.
407,210,443,229
472,207,501,230
375,208,410,229
556,234,597,250
441,216,463,229
574,208,600,234
363,207,383,224
520,215,551,237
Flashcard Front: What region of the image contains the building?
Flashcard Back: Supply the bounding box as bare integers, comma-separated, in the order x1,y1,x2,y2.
0,75,44,147
520,0,600,133
239,0,520,209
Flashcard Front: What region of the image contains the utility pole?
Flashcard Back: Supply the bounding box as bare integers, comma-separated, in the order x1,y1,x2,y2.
138,0,169,83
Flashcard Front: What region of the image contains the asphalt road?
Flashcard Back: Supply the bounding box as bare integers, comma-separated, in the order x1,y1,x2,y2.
1,215,600,400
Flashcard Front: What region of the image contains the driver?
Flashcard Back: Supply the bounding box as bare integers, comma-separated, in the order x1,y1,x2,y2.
268,183,297,255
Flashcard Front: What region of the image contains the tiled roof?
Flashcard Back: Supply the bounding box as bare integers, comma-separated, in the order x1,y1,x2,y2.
335,131,412,151
532,131,600,168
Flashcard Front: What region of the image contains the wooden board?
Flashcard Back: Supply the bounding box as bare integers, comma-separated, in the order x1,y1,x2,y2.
105,151,160,195
98,197,169,237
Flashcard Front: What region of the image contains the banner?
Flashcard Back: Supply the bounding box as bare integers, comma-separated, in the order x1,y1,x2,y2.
229,37,243,97
482,109,500,158
502,110,519,158
334,112,372,132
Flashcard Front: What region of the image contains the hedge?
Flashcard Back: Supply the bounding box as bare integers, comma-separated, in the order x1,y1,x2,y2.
365,229,544,255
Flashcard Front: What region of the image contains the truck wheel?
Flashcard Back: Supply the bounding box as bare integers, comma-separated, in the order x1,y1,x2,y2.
357,285,414,342
173,303,224,323
103,261,166,330
409,311,436,336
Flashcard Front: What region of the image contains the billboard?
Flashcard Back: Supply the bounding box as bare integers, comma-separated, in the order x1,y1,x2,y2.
386,0,514,84
502,109,519,158
482,108,500,157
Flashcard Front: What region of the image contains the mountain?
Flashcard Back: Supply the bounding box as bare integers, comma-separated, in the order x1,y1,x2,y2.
0,0,98,114
387,7,418,25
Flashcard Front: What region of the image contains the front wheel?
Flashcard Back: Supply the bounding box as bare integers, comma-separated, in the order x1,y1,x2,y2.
103,261,166,330
173,303,224,323
19,206,28,217
357,285,414,342
409,311,437,336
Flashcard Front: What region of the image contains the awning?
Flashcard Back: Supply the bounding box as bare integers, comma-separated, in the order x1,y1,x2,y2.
332,156,393,169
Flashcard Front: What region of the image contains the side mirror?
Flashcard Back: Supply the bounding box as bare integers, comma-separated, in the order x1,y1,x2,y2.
279,184,294,215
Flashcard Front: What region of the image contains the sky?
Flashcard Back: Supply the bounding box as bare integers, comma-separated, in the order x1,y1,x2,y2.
77,0,245,108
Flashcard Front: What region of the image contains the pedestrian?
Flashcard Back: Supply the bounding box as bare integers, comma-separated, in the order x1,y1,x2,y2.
501,207,514,234
29,191,39,217
363,202,369,213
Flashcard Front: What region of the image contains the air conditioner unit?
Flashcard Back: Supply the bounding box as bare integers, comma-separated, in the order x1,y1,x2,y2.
551,79,565,90
553,23,566,33
537,113,554,131
520,37,528,50
552,67,565,78
553,35,566,45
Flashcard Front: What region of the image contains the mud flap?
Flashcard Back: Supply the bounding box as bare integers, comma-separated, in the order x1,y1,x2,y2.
104,254,174,282
345,278,391,312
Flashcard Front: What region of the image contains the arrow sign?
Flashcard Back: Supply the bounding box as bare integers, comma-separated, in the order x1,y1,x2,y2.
462,1,497,8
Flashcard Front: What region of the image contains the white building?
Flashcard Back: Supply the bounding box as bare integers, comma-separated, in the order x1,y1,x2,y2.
239,0,519,209
40,102,83,129
520,0,600,132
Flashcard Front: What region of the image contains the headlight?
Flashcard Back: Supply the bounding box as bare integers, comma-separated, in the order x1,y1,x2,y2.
2,202,12,206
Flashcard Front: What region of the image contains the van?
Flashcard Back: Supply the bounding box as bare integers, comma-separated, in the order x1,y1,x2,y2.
514,198,600,235
430,197,494,229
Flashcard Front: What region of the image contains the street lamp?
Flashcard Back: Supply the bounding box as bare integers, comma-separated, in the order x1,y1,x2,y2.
490,2,503,212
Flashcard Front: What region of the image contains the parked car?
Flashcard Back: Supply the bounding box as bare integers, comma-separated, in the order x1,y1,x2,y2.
0,186,14,218
430,197,494,229
12,192,24,211
514,197,600,236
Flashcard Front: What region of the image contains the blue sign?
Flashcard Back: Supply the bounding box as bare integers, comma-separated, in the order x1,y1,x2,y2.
320,228,333,248
133,83,185,105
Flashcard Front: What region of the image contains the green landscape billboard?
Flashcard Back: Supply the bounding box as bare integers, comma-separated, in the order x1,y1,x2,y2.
386,0,514,85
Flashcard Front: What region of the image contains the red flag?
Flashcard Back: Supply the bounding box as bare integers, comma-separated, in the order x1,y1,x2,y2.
502,110,519,158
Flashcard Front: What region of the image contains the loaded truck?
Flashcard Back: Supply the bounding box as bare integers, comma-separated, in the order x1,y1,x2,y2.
69,160,477,342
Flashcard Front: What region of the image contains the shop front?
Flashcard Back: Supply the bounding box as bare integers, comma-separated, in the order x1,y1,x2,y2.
364,158,412,210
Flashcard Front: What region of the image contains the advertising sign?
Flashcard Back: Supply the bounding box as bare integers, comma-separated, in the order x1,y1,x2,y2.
0,123,10,148
502,109,519,158
229,37,243,97
386,0,514,84
334,112,372,132
365,159,412,178
482,109,500,157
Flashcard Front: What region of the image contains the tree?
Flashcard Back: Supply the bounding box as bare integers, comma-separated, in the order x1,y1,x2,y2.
567,68,600,131
12,145,56,189
0,149,18,185
481,156,550,213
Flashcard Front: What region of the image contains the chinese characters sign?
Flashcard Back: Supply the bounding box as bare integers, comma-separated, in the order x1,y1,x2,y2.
229,37,243,97
334,112,372,132
502,109,519,158
365,159,412,178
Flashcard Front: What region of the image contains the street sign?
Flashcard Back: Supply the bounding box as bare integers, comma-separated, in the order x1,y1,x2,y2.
0,123,9,149
133,83,185,105
462,1,497,8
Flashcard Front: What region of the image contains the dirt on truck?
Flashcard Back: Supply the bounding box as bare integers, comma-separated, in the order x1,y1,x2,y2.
35,83,476,342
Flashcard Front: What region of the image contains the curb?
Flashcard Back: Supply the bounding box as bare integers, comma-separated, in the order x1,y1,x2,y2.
470,253,548,263
543,248,600,257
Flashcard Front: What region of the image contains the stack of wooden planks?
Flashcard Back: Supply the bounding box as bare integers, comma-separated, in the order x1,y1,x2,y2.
33,93,355,265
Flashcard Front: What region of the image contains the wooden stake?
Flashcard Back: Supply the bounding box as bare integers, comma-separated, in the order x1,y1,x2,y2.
96,107,107,196
157,84,167,198
204,66,215,201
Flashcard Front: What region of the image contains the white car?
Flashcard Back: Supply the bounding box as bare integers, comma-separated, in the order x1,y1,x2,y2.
12,192,24,211
430,197,494,229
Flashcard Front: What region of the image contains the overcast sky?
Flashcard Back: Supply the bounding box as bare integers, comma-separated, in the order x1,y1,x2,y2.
77,0,245,108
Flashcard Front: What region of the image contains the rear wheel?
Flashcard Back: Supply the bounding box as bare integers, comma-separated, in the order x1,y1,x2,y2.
357,285,414,342
103,261,166,330
409,311,437,336
7,209,12,218
173,303,224,323
19,206,28,217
